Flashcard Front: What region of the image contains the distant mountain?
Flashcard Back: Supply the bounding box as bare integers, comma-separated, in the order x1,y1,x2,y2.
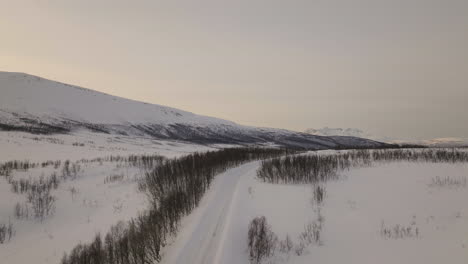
305,127,468,148
393,138,468,148
304,127,373,139
0,72,389,150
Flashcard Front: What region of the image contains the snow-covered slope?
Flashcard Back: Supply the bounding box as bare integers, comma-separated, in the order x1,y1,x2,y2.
0,72,233,126
0,72,388,149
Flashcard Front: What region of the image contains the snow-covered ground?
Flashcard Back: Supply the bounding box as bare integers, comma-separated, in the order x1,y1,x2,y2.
161,152,468,264
0,131,216,162
0,130,217,264
0,158,149,264
2,139,467,264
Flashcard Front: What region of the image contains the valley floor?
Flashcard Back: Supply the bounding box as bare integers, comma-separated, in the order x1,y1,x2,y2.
1,146,467,264
162,153,468,264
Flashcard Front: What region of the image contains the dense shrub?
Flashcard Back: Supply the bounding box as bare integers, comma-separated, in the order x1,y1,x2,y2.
258,149,468,184
248,216,278,264
257,154,346,184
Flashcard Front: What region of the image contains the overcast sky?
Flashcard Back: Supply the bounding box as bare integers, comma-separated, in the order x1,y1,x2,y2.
1,0,467,139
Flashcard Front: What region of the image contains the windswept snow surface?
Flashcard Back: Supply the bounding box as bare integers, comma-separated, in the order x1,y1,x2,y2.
162,151,468,264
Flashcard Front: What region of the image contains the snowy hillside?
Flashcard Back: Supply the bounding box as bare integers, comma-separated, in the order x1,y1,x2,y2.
0,72,234,126
0,72,387,149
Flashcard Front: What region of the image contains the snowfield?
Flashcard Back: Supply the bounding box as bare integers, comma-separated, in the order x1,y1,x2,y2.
1,145,468,264
0,131,216,162
160,151,468,264
0,157,150,264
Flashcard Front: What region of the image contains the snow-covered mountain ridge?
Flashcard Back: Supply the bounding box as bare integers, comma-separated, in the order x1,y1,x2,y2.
0,72,388,149
305,127,468,148
305,127,373,139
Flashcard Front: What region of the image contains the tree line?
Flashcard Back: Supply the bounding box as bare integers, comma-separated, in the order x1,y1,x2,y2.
258,149,468,184
60,147,293,264
0,154,165,178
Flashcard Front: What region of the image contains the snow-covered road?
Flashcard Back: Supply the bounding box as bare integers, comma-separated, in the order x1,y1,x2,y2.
163,161,259,264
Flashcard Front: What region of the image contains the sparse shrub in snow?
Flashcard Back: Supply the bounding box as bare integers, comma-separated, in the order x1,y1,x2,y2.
104,174,125,184
10,176,57,220
0,160,38,175
248,216,278,264
299,221,322,246
279,234,294,254
0,220,14,244
0,159,62,177
429,176,467,188
50,172,59,189
70,163,81,179
61,161,82,180
380,220,420,239
14,202,30,219
69,187,78,201
9,174,58,220
30,188,56,220
54,160,62,169
30,136,65,145
62,160,71,178
41,160,62,168
294,241,305,256
312,185,326,205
